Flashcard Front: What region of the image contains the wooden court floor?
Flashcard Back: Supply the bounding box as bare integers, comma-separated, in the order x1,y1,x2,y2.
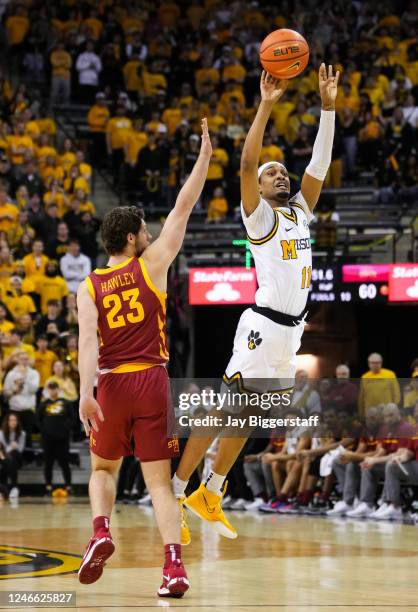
1,499,418,612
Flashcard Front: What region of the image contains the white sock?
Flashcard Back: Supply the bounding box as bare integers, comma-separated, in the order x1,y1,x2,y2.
205,470,225,495
172,473,188,499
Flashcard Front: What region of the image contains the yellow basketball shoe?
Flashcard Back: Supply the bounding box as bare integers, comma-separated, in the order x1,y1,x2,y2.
178,498,191,546
184,482,237,539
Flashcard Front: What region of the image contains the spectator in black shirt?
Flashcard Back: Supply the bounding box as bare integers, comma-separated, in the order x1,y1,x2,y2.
46,222,71,260
19,160,43,197
35,300,68,337
38,204,59,243
63,198,83,238
75,211,101,267
291,125,313,180
37,381,73,494
26,194,44,236
136,133,168,204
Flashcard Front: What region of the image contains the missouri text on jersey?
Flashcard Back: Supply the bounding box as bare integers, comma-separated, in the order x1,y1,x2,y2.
280,238,311,260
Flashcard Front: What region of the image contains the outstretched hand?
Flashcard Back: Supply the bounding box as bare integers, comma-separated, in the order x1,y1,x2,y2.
319,63,340,110
260,70,288,104
200,117,212,159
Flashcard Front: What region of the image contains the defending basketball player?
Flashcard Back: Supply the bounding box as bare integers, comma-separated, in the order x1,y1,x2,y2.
173,64,339,540
76,120,212,597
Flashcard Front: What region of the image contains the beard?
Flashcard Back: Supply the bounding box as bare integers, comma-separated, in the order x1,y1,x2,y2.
134,237,146,257
271,189,290,204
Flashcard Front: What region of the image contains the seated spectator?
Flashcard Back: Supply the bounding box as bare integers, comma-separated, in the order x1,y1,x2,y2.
3,350,40,446
35,299,68,337
346,403,415,518
207,186,228,223
38,260,69,315
14,313,35,345
322,364,358,411
379,427,418,520
44,359,78,402
22,239,49,289
404,373,418,411
37,381,73,495
291,370,321,415
328,405,382,516
75,212,101,267
0,413,26,499
60,240,91,294
46,222,71,260
243,434,280,510
64,293,78,334
4,275,36,321
0,303,14,336
2,329,36,365
291,125,313,179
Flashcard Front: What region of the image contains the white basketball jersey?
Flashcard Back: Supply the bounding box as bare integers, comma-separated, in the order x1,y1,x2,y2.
241,191,313,317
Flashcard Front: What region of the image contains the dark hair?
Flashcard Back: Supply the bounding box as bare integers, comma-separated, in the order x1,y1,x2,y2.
101,206,144,255
2,413,22,443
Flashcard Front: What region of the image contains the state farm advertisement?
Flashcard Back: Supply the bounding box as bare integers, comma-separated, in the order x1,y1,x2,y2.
188,267,257,306
388,264,418,302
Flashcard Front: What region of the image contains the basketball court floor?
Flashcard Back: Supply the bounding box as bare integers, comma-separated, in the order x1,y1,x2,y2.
1,500,417,611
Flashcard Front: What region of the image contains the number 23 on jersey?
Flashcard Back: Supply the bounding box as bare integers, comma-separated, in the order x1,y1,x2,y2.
103,288,144,329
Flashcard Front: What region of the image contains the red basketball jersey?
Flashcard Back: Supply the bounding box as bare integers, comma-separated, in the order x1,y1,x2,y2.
86,257,169,371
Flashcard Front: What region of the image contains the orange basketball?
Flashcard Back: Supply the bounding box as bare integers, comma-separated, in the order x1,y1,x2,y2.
259,29,309,80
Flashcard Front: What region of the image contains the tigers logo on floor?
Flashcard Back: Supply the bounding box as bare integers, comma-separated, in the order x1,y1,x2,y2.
0,545,81,579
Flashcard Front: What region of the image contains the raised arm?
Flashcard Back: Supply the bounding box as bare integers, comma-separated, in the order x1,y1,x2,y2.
77,281,103,436
301,63,339,211
241,72,288,216
142,118,212,277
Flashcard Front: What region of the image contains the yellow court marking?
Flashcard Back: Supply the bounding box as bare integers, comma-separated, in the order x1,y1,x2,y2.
0,545,81,580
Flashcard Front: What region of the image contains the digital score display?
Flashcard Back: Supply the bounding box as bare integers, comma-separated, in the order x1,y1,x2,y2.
309,265,389,303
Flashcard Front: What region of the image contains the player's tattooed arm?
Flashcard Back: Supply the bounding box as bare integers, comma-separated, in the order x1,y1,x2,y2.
142,119,212,278
241,71,288,216
77,281,104,436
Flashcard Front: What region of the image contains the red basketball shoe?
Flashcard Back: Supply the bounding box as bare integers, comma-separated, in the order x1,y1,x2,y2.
157,559,190,598
78,530,115,584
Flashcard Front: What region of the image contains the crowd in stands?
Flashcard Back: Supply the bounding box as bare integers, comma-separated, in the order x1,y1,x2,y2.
2,0,415,219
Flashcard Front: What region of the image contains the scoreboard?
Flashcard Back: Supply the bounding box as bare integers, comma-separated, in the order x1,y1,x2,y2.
309,264,389,303
188,264,418,306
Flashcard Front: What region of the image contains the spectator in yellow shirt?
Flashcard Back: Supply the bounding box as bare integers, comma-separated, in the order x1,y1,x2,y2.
87,93,110,134
205,135,229,201
123,53,143,95
83,9,103,41
5,276,36,321
195,57,220,95
34,335,59,389
22,239,49,285
358,352,401,417
1,329,36,366
260,134,285,165
207,186,228,222
124,118,148,165
7,122,34,165
58,138,76,174
0,245,15,291
50,42,72,107
106,105,133,183
0,303,14,336
0,191,18,233
6,7,29,47
141,62,167,97
37,261,69,315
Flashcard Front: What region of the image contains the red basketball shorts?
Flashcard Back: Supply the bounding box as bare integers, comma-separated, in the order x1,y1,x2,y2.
91,365,179,462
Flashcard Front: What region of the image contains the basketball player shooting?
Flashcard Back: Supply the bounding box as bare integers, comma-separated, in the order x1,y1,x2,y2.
173,64,339,540
76,120,212,597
